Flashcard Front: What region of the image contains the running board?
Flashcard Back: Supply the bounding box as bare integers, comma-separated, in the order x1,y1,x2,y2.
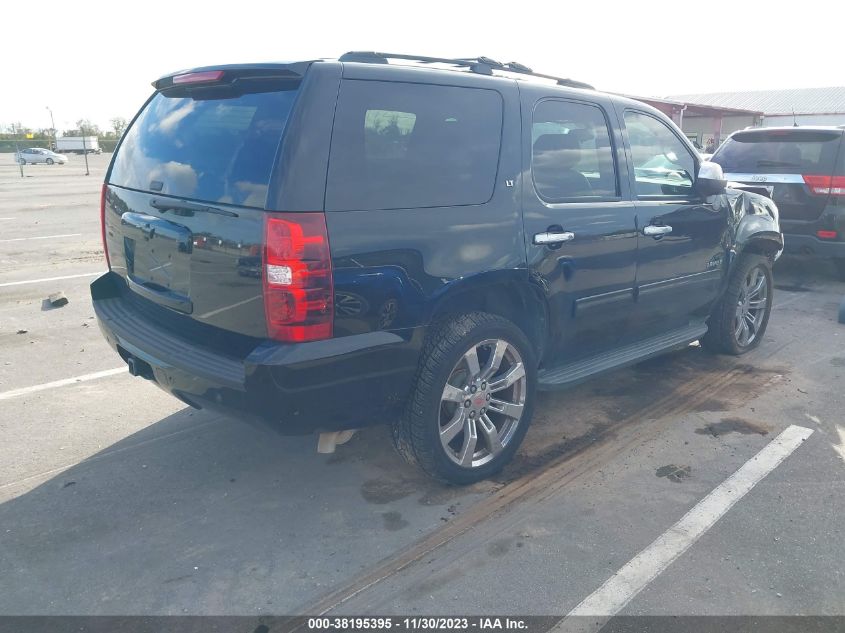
537,323,708,390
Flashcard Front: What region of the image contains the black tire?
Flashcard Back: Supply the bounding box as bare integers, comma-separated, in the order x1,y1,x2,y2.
833,258,845,281
392,312,537,484
702,255,773,355
46,158,54,165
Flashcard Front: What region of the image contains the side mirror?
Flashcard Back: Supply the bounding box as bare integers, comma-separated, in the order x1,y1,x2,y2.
695,161,727,196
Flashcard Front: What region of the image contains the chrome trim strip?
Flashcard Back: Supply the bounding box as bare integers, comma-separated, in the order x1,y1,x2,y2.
724,173,806,184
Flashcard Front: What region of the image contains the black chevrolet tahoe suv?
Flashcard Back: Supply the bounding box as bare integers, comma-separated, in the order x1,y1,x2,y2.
92,52,783,483
711,126,845,279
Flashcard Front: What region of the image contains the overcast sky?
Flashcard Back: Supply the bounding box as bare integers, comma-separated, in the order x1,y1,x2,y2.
4,0,843,132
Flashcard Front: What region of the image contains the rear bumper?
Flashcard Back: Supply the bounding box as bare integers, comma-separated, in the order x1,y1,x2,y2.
780,210,845,259
782,233,845,259
92,272,423,434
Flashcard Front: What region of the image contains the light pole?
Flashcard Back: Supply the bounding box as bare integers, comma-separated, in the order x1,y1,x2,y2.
12,123,24,178
81,129,90,176
45,106,57,150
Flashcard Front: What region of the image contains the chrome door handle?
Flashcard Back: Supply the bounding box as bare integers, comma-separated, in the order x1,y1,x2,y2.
534,231,575,245
643,225,673,237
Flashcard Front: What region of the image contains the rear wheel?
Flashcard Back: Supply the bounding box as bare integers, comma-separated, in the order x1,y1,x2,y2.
833,258,845,281
702,255,773,355
392,312,536,484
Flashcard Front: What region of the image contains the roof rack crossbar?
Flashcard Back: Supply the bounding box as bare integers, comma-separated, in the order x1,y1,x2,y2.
338,51,594,90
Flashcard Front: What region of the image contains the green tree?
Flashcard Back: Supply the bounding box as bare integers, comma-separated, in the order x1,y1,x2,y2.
10,122,31,136
110,117,128,139
74,119,102,136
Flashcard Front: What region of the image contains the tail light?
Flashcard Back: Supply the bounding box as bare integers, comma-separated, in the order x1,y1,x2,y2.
803,174,845,196
263,213,333,342
817,230,838,240
100,183,111,268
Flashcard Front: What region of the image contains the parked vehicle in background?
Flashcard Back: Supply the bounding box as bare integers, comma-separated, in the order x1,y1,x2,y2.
711,127,845,279
92,53,783,484
56,136,101,154
15,147,68,165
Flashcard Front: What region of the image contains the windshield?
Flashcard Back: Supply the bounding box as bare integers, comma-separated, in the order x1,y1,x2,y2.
109,79,300,208
712,129,842,175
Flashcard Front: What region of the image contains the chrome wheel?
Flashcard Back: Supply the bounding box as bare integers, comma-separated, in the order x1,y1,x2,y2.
439,339,527,468
734,265,769,347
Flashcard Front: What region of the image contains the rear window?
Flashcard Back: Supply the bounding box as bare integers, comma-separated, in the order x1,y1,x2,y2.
110,79,299,208
712,129,843,175
326,80,503,211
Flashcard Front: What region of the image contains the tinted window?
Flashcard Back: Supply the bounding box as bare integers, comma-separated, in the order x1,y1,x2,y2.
364,109,417,159
711,129,843,175
110,80,300,208
326,80,503,211
624,111,695,197
531,100,617,201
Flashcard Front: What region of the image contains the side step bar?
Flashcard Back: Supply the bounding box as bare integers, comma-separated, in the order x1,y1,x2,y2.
538,323,708,390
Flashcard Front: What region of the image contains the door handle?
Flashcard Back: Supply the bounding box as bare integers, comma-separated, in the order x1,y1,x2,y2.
534,231,575,245
643,225,673,237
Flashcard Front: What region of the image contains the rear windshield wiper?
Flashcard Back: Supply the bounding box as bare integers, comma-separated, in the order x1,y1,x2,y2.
756,159,801,168
150,198,239,218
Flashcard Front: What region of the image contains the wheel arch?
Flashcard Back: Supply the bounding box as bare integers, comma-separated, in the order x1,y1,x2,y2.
736,231,783,258
425,270,549,362
728,189,784,263
721,231,781,300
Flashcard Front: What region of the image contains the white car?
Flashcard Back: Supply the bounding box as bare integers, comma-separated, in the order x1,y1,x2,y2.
15,148,68,165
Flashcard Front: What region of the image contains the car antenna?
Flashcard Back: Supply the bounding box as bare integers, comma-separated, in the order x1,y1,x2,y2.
792,108,799,127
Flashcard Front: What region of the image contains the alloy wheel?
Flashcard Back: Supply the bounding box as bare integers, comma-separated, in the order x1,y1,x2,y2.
734,265,769,347
439,339,527,468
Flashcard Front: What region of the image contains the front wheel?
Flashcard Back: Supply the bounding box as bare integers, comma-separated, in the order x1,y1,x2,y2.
46,158,54,165
392,312,536,484
702,255,773,355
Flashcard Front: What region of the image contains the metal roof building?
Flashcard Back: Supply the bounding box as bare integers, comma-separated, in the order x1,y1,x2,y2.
626,95,762,149
666,87,845,128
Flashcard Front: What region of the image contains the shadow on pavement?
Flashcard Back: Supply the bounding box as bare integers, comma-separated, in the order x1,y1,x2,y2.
0,406,489,615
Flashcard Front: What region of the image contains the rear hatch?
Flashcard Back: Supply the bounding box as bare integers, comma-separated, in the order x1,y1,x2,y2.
104,67,302,339
712,128,845,222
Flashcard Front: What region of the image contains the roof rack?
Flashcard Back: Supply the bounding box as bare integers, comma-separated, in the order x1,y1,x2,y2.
338,51,594,90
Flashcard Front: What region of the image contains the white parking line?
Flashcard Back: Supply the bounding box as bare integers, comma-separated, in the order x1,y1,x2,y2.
0,368,126,402
0,233,82,243
560,424,813,628
0,271,102,287
0,217,16,221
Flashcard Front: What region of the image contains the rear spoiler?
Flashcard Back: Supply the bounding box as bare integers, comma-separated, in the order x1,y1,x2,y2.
152,62,315,90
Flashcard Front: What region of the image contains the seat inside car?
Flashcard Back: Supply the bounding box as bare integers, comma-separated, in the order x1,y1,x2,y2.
532,133,593,199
